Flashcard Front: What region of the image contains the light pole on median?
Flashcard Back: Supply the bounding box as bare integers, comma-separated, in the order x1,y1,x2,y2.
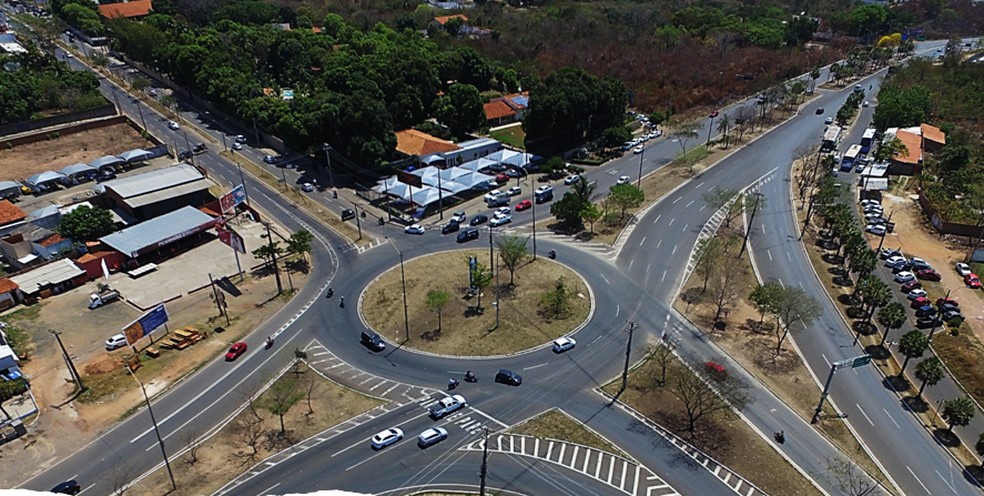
128,367,176,491
387,238,411,343
637,146,645,188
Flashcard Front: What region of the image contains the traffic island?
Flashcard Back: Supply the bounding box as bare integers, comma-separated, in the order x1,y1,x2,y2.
361,250,591,356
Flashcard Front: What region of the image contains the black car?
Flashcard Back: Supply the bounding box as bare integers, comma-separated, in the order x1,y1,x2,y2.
915,316,943,329
457,228,480,243
51,480,82,495
360,330,385,352
470,214,489,226
340,209,356,221
939,303,960,314
495,368,522,386
942,309,964,323
192,143,207,154
441,221,460,234
816,107,825,115
915,305,938,317
95,170,116,182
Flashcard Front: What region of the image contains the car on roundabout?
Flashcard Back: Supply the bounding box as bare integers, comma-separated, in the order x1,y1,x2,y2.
490,214,512,227
428,394,466,419
470,214,489,226
616,175,631,185
405,224,425,235
371,427,404,450
552,337,576,353
441,221,460,234
564,174,581,185
450,211,467,224
457,228,480,243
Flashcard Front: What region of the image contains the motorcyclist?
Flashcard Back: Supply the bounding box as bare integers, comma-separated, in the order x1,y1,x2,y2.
340,296,345,307
326,288,334,298
266,336,274,348
548,249,557,259
465,370,475,381
448,377,459,389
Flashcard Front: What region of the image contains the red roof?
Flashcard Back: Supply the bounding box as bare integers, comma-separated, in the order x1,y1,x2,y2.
921,123,946,145
98,0,153,18
394,129,459,156
38,233,64,247
484,100,517,121
894,130,922,165
0,278,17,294
434,14,468,25
0,200,27,225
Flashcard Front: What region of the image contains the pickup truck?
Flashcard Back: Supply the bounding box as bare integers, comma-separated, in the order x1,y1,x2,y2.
428,394,466,419
88,289,120,309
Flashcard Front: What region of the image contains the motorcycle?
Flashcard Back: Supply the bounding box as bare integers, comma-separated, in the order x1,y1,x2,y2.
548,250,557,259
265,337,274,349
326,288,334,299
448,378,459,390
340,296,345,308
378,217,385,226
774,431,785,444
464,371,477,383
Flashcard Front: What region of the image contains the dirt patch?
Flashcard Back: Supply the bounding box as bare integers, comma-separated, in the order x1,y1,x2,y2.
603,353,821,496
509,409,627,458
0,123,152,182
130,362,384,495
0,267,308,488
362,251,590,356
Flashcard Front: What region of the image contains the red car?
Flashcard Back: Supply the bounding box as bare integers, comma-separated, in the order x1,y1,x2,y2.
225,342,248,361
515,199,532,211
709,110,719,118
966,273,982,289
900,280,922,293
916,269,941,281
936,297,959,308
910,296,930,309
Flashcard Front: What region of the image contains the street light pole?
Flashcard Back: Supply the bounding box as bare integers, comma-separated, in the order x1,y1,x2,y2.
488,226,494,268
738,192,763,258
637,146,645,188
262,222,283,294
128,367,176,491
707,114,715,146
352,201,362,240
399,248,410,343
618,321,636,397
49,329,84,392
323,143,335,189
876,210,894,253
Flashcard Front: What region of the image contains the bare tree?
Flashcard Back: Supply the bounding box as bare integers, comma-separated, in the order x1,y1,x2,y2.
672,365,748,441
694,237,725,293
182,426,204,465
825,458,882,496
110,462,139,495
709,265,742,325
235,415,265,464
703,187,740,227
733,106,755,143
771,287,821,355
305,371,317,415
647,341,675,387
263,372,305,435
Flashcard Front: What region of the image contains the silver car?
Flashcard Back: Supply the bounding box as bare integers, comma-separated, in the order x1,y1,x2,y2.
371,427,404,450
418,427,448,448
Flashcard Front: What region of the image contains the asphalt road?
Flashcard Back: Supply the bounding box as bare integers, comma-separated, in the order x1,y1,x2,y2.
16,21,982,495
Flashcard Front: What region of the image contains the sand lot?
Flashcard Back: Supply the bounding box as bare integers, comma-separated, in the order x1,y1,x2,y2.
0,123,152,182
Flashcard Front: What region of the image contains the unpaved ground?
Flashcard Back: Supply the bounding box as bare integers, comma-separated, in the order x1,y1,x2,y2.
362,250,589,355
0,265,307,488
0,123,152,182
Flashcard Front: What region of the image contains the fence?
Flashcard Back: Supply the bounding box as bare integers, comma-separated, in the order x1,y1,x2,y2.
0,105,117,138
917,191,984,241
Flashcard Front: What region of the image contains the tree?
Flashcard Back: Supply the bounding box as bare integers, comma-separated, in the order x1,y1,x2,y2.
709,264,742,325
252,242,283,270
497,235,529,286
825,458,878,496
425,289,451,332
771,287,821,355
601,126,631,148
670,120,702,156
469,262,494,310
862,278,891,327
914,357,945,398
131,76,150,95
264,374,304,434
749,281,783,326
808,67,821,94
694,237,725,292
607,184,645,221
876,302,906,346
716,113,731,149
703,187,739,226
285,229,313,262
432,83,485,136
524,67,627,153
672,365,748,441
942,397,975,432
849,248,877,279
872,85,930,131
56,205,115,241
898,330,929,375
551,178,595,231
539,277,572,319
648,341,675,387
580,203,601,233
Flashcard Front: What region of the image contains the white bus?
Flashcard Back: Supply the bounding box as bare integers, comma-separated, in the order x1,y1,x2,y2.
860,128,876,153
841,144,863,171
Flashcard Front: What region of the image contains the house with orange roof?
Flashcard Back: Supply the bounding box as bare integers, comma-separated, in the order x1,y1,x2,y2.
0,277,17,311
395,129,460,158
98,0,153,19
920,123,946,151
885,123,948,176
0,199,27,236
483,92,530,126
433,14,468,26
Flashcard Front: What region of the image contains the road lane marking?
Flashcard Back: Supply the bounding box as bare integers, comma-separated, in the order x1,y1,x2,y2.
767,249,773,262
646,263,651,275
653,214,661,224
672,197,681,204
668,218,675,226
907,466,931,494
695,182,704,189
661,270,667,282
639,236,646,247
523,363,548,371
685,200,694,208
681,224,688,233
934,467,959,495
656,239,662,249
628,259,634,269
857,405,875,426
699,205,706,211
786,251,792,262
882,408,901,429
672,245,677,255
600,274,610,285
615,305,620,318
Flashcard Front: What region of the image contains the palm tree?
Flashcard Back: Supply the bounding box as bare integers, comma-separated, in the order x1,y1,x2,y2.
877,302,906,346
898,330,929,376
716,114,731,149
914,357,945,398
942,397,975,432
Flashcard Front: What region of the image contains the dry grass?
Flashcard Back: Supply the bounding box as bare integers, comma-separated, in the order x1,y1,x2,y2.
602,355,821,496
509,409,627,458
0,123,152,181
131,362,384,495
362,251,590,355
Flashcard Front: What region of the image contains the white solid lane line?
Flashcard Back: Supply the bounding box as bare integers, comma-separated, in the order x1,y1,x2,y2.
856,404,875,426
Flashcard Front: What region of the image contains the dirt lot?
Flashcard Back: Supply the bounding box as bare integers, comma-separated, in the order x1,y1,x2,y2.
362,250,590,356
0,123,152,182
0,263,307,488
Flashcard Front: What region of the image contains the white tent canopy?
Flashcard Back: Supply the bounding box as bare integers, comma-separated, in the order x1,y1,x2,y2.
26,171,66,186
410,186,443,206
90,155,125,170
458,157,498,173
59,163,97,177
118,149,152,163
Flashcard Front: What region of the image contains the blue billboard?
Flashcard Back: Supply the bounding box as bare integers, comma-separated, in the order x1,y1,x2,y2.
121,304,169,345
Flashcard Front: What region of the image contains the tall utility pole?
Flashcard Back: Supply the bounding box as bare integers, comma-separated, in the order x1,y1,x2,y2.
738,192,764,258
479,427,490,496
128,367,176,491
637,146,645,188
351,201,362,240
619,322,637,396
875,210,894,253
531,192,538,260
388,238,411,343
49,329,84,392
262,222,283,294
488,226,494,268
323,143,335,189
494,254,500,329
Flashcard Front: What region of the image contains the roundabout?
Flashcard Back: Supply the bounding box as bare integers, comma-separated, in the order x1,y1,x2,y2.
360,250,592,356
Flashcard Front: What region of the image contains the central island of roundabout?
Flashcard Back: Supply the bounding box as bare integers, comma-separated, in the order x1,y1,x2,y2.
360,249,592,356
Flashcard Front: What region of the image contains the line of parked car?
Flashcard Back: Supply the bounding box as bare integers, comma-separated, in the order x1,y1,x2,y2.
882,248,974,328
862,199,894,237
405,185,557,242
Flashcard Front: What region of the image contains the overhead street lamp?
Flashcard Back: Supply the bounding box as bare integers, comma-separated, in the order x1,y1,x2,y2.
386,237,411,343
128,367,176,491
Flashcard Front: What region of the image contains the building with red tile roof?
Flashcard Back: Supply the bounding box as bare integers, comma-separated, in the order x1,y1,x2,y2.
434,14,468,25
920,123,946,151
0,200,27,228
484,92,530,126
395,129,460,157
98,0,153,19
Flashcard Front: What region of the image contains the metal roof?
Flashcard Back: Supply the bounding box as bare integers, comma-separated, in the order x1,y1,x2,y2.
0,181,21,193
103,164,206,199
59,163,97,176
26,171,66,186
118,149,152,163
90,155,125,169
9,259,85,294
124,180,209,209
99,206,216,257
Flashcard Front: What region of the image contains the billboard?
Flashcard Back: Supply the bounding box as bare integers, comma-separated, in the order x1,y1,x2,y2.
216,222,246,254
121,304,169,345
219,184,247,214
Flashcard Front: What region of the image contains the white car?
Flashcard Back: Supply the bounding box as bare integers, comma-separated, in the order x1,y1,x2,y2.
301,183,314,192
860,199,881,207
894,271,915,283
507,186,522,196
490,214,512,227
418,427,448,448
404,224,425,235
884,255,906,266
495,206,511,217
564,175,581,185
907,288,928,300
232,142,243,151
235,134,247,143
168,121,180,130
956,263,972,277
552,337,576,353
450,211,467,224
484,190,502,202
428,394,466,419
862,101,869,107
535,185,553,196
632,146,644,154
105,334,128,351
616,175,631,185
824,116,834,125
370,427,404,450
863,206,883,215
865,224,886,236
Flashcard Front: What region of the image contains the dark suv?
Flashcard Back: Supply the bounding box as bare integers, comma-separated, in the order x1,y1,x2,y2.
495,368,522,386
457,228,479,243
361,330,385,352
441,221,460,234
